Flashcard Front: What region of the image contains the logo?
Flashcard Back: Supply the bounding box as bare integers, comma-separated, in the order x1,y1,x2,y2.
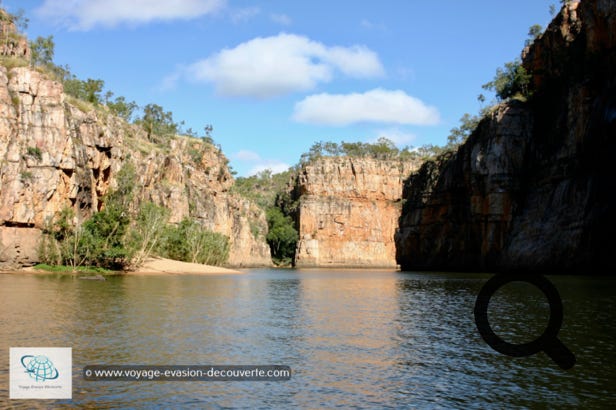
10,347,72,399
474,274,576,370
21,355,60,381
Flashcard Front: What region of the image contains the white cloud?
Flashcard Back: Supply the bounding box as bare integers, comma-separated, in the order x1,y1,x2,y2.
159,71,182,91
292,88,440,126
323,46,384,78
233,150,289,176
37,0,225,30
270,13,292,26
360,19,374,29
184,33,384,99
360,19,388,33
234,150,261,162
230,7,260,24
374,128,417,145
248,161,290,176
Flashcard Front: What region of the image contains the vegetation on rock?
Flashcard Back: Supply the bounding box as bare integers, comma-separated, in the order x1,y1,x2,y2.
482,59,532,102
234,169,297,265
39,164,231,270
0,9,249,269
265,207,298,266
157,218,230,266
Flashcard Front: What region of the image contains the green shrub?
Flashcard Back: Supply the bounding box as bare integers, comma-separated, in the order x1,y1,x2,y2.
127,202,170,267
20,171,33,181
26,146,42,161
265,207,298,265
33,264,113,275
0,56,28,70
80,205,132,269
157,218,230,266
39,205,132,270
482,59,532,101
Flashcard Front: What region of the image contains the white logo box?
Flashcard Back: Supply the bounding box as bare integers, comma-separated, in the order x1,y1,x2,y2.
10,347,72,400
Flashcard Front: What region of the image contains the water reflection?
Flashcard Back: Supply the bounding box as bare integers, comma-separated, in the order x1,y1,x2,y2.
0,271,615,408
295,271,399,406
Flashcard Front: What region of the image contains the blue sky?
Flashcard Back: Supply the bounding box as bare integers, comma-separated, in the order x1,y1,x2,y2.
3,0,557,176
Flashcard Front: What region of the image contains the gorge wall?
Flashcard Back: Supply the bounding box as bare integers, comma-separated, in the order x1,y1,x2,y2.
0,64,271,268
395,0,616,273
292,157,417,268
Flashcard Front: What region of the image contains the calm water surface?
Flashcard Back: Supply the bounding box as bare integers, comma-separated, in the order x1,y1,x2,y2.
1,269,615,409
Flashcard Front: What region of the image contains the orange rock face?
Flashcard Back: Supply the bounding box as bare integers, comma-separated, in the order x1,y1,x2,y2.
0,65,271,268
293,157,418,268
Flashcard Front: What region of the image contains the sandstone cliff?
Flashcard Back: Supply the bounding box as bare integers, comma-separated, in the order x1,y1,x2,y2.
291,157,417,268
0,64,271,268
395,1,616,273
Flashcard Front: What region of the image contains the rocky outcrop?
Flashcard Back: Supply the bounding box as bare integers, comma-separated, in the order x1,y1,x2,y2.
395,0,616,273
0,65,271,268
0,10,30,60
131,137,271,267
292,157,417,268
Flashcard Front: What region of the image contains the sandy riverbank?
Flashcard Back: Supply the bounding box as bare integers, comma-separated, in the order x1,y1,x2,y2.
13,257,243,276
130,257,243,275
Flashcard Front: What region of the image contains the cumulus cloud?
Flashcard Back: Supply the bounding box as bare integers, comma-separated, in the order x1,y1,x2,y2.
374,128,417,145
248,161,290,176
234,150,261,162
270,13,292,26
230,7,260,24
292,88,440,126
37,0,225,30
360,19,388,33
184,33,384,99
233,150,290,176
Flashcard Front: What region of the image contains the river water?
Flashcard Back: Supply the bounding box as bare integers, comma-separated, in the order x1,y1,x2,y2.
1,269,615,409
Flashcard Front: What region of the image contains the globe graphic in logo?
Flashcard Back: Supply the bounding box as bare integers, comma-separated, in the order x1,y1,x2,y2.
21,355,59,382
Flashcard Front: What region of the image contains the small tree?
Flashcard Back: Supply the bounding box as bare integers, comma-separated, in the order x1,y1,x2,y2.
106,162,137,211
482,59,532,101
266,207,298,265
140,103,178,140
107,95,138,122
526,24,543,46
30,35,55,67
128,202,170,267
39,207,91,270
83,78,104,105
157,219,230,266
368,137,397,159
447,113,480,149
81,205,131,269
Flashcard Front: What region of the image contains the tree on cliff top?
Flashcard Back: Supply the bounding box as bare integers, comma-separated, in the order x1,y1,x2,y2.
482,59,532,102
299,137,417,164
30,35,54,66
446,113,481,149
138,103,179,141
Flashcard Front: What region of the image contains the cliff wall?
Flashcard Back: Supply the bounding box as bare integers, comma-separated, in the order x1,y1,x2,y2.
395,1,616,273
0,66,271,268
293,157,417,268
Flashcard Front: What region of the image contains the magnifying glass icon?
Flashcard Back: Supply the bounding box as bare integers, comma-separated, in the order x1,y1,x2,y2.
474,273,576,370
